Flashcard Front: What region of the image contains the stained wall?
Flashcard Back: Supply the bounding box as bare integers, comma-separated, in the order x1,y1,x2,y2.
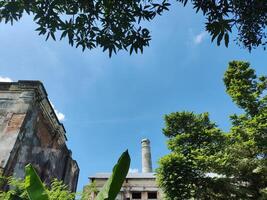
0,81,79,192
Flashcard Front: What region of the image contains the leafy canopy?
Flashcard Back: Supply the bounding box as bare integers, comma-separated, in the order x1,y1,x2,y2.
157,61,267,199
158,112,226,200
0,0,169,56
1,0,266,56
179,0,267,51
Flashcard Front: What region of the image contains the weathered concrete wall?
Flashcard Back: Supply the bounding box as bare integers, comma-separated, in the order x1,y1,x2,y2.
0,90,32,170
0,81,79,192
63,155,79,192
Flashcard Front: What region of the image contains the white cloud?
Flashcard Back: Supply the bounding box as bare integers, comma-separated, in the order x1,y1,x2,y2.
129,168,139,173
194,32,207,44
49,101,65,122
0,76,12,82
55,111,65,122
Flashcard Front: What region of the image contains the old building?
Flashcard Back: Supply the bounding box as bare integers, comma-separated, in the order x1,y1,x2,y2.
0,81,79,192
89,139,163,200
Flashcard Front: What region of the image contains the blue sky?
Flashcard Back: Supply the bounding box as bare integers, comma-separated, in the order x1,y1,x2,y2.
0,3,266,192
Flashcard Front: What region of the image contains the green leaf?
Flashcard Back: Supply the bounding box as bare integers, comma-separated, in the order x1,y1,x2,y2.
25,164,49,200
50,32,56,41
224,33,229,47
96,150,131,200
217,32,224,46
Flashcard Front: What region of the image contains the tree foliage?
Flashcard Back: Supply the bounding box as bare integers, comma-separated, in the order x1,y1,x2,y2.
47,180,76,200
222,61,267,199
178,0,267,51
157,112,227,200
157,61,267,199
0,0,169,56
1,1,266,56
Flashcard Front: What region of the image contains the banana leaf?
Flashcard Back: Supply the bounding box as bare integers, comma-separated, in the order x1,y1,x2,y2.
24,164,49,200
96,150,130,200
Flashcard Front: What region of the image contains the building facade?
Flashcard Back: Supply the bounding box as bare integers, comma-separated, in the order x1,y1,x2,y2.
0,81,79,192
89,139,163,200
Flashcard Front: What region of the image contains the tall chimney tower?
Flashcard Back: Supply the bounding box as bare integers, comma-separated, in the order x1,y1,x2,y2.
141,138,152,173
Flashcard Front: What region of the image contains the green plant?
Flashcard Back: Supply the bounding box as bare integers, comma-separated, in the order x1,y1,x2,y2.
0,176,29,200
157,61,267,199
25,164,49,200
81,181,98,200
0,150,130,200
47,179,76,200
1,1,266,55
95,150,130,200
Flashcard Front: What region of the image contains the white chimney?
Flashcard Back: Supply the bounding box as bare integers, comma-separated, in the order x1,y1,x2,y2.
141,138,152,173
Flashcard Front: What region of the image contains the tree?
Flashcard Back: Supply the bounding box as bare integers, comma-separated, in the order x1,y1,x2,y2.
157,61,267,199
1,1,266,56
222,61,267,199
178,0,267,51
157,112,227,199
0,0,170,56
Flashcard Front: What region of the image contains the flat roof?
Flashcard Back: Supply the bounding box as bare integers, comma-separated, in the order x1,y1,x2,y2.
89,172,156,179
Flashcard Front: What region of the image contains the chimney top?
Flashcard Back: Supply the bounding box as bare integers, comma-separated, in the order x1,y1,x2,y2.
141,138,150,144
